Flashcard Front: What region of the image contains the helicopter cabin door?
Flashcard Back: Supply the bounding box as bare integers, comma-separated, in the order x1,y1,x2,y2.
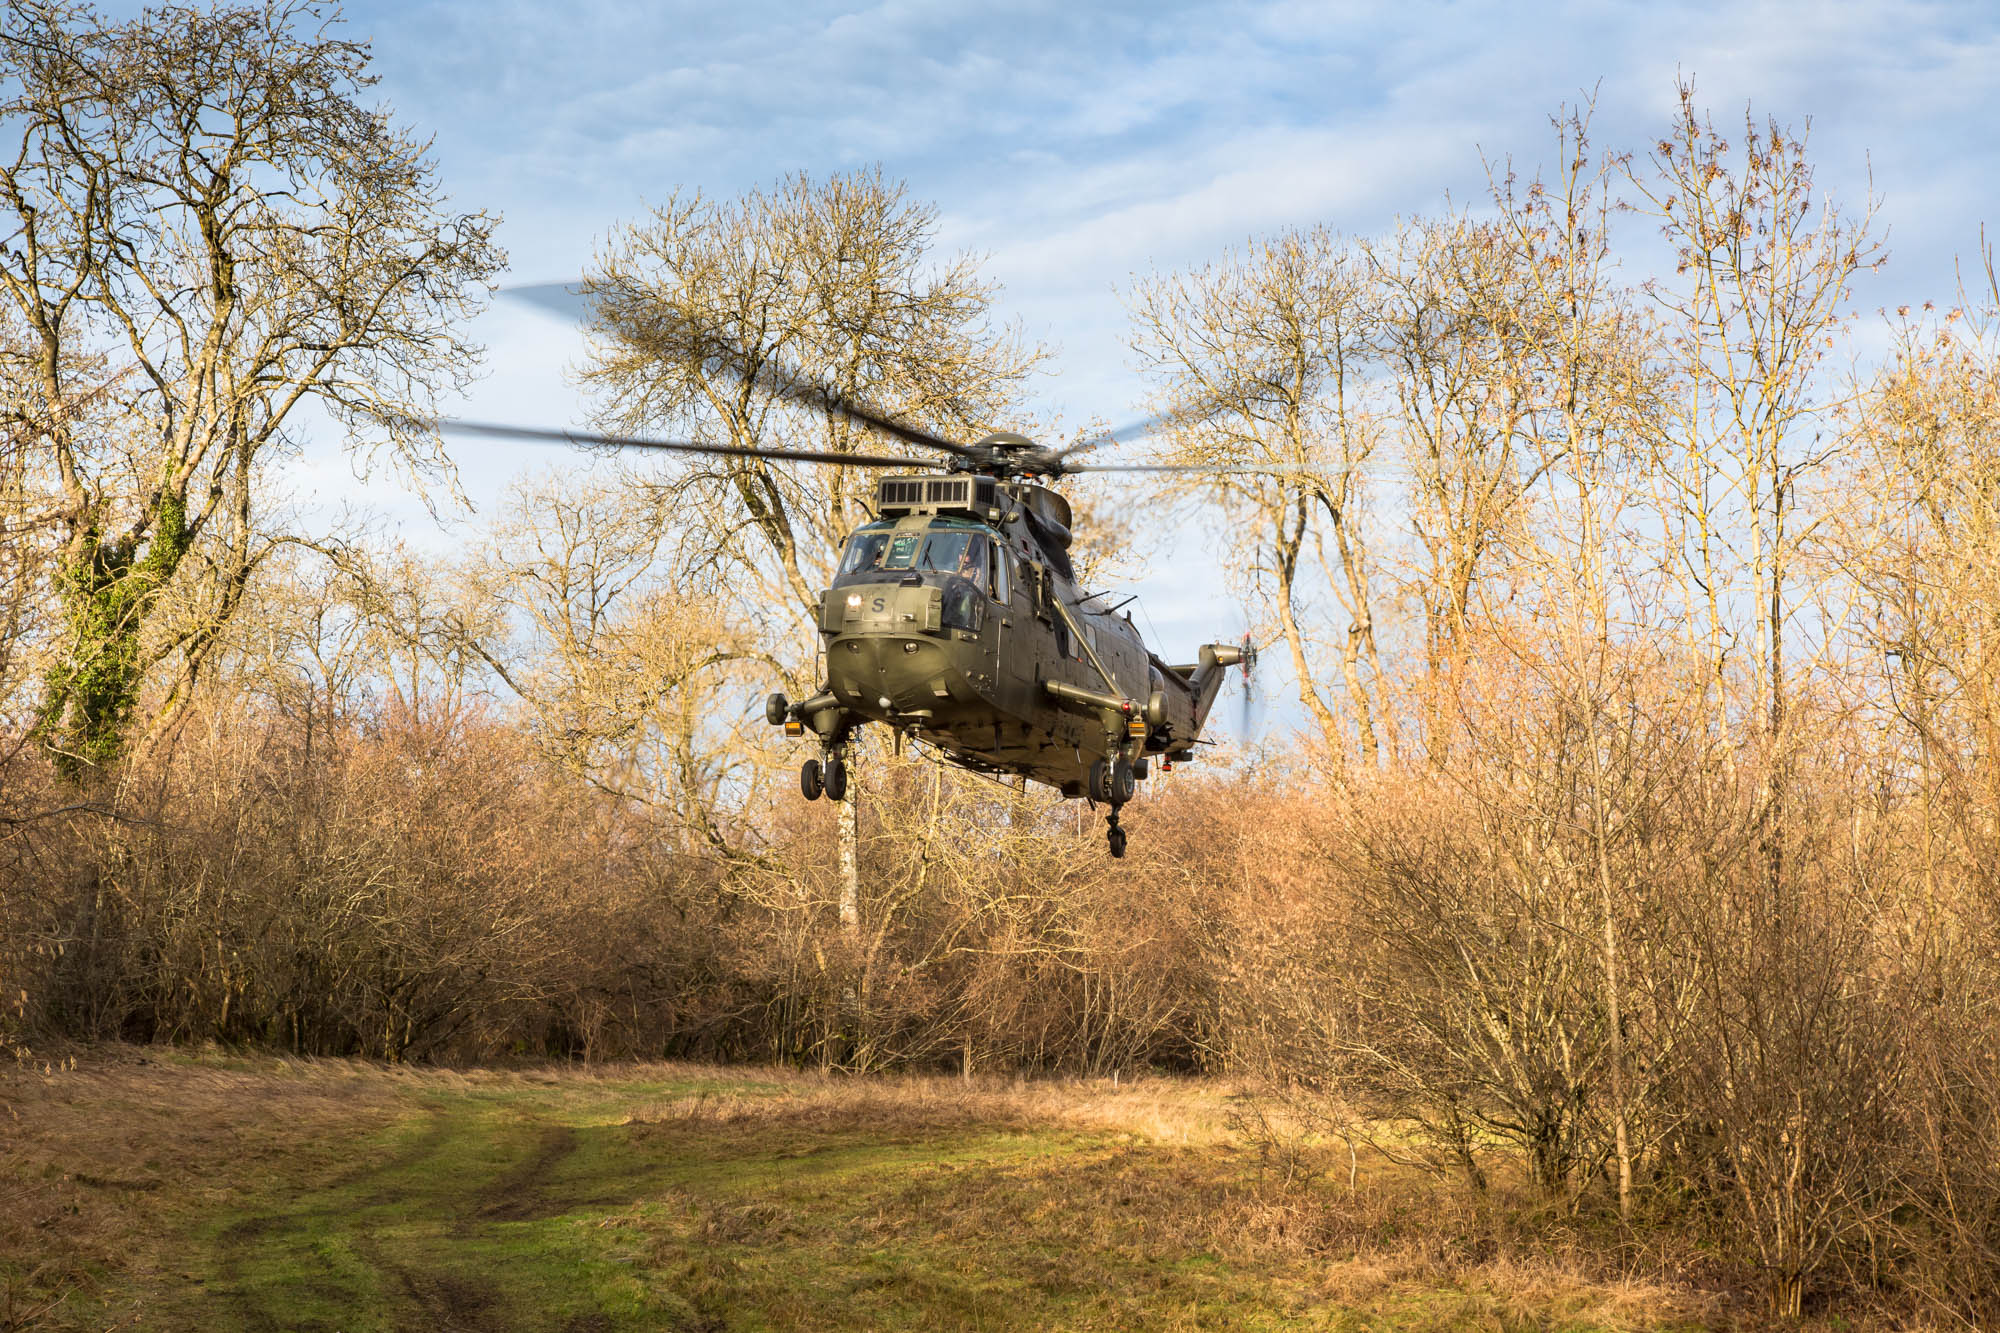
993,548,1042,715
976,539,1016,714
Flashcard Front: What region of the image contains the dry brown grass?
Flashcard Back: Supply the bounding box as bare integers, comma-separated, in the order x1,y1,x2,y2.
0,1045,1743,1332
617,1067,1240,1146
1,1046,410,1320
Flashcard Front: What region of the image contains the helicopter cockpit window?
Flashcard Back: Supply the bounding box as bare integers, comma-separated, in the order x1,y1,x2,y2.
832,523,1003,631
836,524,895,579
916,532,989,591
921,531,990,631
989,542,1011,606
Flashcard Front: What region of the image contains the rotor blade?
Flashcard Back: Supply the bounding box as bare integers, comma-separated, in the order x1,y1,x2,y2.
588,279,986,463
504,276,986,464
1056,413,1172,461
439,419,935,469
1062,459,1321,475
497,281,591,321
734,359,985,462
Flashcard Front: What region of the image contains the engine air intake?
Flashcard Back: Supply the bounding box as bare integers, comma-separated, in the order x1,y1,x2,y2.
877,475,997,515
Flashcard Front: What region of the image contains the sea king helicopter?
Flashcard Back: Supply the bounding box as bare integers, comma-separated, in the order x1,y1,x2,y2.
448,346,1257,859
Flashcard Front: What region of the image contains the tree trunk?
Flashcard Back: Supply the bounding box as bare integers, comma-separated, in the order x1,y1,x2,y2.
838,737,861,935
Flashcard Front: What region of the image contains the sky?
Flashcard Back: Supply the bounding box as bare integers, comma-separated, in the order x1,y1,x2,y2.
131,0,2000,738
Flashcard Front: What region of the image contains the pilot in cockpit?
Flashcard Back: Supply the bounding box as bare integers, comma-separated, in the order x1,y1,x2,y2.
940,535,988,630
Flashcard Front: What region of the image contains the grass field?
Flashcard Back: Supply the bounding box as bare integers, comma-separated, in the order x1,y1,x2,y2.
1,1049,1710,1332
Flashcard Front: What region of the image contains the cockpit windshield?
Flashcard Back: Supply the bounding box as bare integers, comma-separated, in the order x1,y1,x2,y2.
837,526,902,577
836,522,992,593
916,531,988,592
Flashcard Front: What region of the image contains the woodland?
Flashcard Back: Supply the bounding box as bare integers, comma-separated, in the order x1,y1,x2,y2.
6,0,2000,1325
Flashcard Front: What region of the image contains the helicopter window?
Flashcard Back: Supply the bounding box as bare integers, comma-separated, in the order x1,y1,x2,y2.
922,532,989,631
917,532,989,592
883,532,922,570
989,543,1010,605
836,524,896,579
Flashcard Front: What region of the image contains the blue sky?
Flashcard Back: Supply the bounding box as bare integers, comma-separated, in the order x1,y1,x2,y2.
349,0,2000,331
175,0,2000,736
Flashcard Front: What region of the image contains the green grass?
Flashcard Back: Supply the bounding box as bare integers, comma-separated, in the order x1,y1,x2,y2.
1,1053,1705,1332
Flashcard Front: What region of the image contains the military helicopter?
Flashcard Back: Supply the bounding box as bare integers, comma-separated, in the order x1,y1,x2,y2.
446,348,1258,859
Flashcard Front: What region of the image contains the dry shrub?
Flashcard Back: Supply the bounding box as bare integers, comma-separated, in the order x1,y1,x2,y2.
1210,678,2000,1323
1883,870,2000,1328
707,756,1260,1077
10,679,2000,1323
0,709,1263,1078
1,706,728,1063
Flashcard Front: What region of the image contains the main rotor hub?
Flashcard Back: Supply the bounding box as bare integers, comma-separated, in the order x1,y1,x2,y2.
974,431,1037,452
959,430,1065,479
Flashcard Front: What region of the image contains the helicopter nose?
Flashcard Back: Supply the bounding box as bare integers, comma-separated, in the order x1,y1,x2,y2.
829,633,968,721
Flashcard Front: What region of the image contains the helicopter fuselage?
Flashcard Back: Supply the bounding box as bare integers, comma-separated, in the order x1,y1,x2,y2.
777,475,1243,800
445,380,1258,857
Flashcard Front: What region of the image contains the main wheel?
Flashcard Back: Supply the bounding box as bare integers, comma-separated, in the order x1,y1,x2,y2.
1109,757,1135,804
822,754,848,802
1087,758,1110,803
1107,826,1128,858
800,758,824,801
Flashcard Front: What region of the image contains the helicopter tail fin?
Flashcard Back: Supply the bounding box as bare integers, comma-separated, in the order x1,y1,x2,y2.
1186,639,1256,735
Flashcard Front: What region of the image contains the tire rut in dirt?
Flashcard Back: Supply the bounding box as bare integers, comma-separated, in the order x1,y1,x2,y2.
390,1263,508,1333
212,1214,287,1333
340,1107,454,1206
350,1231,512,1333
213,1213,359,1333
475,1124,580,1223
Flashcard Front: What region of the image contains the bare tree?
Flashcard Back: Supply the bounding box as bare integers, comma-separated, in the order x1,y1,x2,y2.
1483,102,1667,1221
0,0,501,772
0,308,83,749
1127,227,1390,770
1845,309,2000,878
466,468,773,853
1368,215,1552,763
1626,80,1880,749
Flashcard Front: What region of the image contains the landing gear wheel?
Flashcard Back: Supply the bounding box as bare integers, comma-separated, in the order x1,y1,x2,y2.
800,758,824,801
1106,809,1128,859
1109,757,1135,804
822,754,848,802
1087,758,1111,803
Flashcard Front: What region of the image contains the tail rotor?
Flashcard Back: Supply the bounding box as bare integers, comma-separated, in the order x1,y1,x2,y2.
1236,629,1263,739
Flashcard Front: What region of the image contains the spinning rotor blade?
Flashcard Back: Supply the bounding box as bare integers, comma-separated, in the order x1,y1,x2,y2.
1052,417,1319,476
497,279,1340,483
1053,413,1170,464
439,419,934,469
504,278,987,465
1055,416,1339,478
1062,459,1319,476
734,358,984,463
1238,629,1263,738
